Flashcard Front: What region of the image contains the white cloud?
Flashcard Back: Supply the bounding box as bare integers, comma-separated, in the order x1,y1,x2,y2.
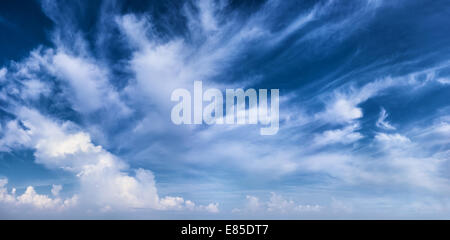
0,179,16,204
198,203,220,213
314,123,363,145
376,107,396,130
315,76,399,125
245,195,262,212
116,12,232,111
434,122,450,135
197,0,219,32
0,120,31,152
159,196,220,213
319,98,363,124
375,132,411,146
299,124,450,192
234,193,321,215
298,153,378,184
185,140,298,176
373,132,450,191
21,79,51,100
17,186,77,210
51,52,131,115
0,67,7,81
437,78,450,85
0,178,77,211
0,107,215,213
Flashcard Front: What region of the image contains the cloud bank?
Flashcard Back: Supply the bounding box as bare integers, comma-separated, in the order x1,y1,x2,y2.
0,0,450,219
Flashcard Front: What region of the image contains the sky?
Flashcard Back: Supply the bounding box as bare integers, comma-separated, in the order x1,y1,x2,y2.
0,0,450,219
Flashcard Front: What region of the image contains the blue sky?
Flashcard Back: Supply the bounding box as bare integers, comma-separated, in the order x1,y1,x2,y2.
0,0,450,219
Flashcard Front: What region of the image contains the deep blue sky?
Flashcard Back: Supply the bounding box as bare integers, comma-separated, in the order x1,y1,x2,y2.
0,0,450,219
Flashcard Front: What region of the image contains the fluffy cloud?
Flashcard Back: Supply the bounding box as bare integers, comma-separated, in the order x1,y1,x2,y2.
233,193,321,215
0,107,216,213
0,178,78,211
267,193,321,213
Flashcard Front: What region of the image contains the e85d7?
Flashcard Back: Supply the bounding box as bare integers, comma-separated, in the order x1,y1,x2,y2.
225,225,269,235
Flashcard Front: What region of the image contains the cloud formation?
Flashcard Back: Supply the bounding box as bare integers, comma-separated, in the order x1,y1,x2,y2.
0,0,450,219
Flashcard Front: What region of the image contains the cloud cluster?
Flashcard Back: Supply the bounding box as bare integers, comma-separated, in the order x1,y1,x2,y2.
0,178,77,211
232,193,321,216
0,107,218,214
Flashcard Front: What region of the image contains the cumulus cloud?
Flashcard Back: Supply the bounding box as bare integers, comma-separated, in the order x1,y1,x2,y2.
314,123,363,145
0,67,7,81
0,178,77,211
267,193,321,213
159,197,219,213
233,193,321,215
198,203,220,213
0,107,215,213
245,195,262,212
